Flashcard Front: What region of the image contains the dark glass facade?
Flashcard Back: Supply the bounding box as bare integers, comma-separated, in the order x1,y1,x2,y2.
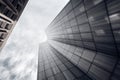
0,0,28,50
38,43,92,80
38,0,120,80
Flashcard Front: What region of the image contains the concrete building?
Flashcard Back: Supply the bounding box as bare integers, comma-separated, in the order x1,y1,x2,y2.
0,0,28,51
38,0,120,80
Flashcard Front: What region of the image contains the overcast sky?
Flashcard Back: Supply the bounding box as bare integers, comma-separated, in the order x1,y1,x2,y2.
0,0,69,80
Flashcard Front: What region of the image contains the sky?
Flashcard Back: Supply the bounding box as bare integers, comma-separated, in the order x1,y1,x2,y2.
0,0,69,80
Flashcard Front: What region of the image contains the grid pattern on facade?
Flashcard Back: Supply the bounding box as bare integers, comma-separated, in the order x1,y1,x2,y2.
38,43,92,80
45,0,120,80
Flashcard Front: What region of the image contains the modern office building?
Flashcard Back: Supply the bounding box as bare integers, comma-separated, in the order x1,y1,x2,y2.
38,0,120,80
0,0,28,51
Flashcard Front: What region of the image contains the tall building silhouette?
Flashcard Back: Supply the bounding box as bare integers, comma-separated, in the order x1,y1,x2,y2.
38,0,120,80
0,0,28,51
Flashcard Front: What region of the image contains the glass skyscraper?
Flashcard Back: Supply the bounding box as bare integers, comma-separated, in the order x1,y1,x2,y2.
38,0,120,80
0,0,28,51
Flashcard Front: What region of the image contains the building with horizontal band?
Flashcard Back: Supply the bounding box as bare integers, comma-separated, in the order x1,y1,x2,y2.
0,0,29,51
